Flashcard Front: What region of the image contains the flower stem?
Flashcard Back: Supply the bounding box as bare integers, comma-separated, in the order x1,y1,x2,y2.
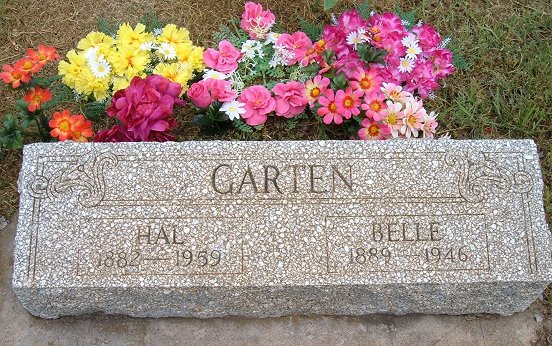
35,111,50,141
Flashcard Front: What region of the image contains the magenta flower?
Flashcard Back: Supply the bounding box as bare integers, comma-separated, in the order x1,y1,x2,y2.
358,118,391,140
203,40,242,73
202,78,237,102
317,89,344,125
276,31,312,65
238,85,276,126
240,1,276,39
335,87,363,119
412,24,441,50
105,75,184,141
273,81,307,118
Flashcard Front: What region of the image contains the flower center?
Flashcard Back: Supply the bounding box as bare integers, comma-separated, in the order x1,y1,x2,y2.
329,101,337,113
401,60,410,67
387,113,397,125
370,101,381,112
360,78,372,89
369,124,380,135
310,87,321,98
343,97,353,108
23,61,33,69
229,106,236,112
59,119,71,132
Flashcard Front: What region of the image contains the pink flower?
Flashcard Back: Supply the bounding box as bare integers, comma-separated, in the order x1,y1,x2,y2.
338,9,368,35
429,48,455,79
358,118,391,140
317,89,343,124
203,78,237,102
361,92,387,120
187,82,212,108
94,122,177,142
305,75,330,107
350,69,383,96
412,24,441,50
276,31,312,65
238,85,276,126
380,100,404,138
240,1,276,39
106,75,184,141
272,81,307,118
401,99,426,138
404,61,439,98
335,88,363,118
203,40,241,73
422,111,439,138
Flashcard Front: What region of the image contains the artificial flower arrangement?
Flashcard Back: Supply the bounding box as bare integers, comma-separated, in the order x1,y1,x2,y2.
0,2,459,149
189,1,456,140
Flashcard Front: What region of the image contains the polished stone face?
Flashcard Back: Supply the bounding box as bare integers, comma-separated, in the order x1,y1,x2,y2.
12,140,552,318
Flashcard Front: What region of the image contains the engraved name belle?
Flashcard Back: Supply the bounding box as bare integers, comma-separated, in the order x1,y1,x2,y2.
210,163,354,194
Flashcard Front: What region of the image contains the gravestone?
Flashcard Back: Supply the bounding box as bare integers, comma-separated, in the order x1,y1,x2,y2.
12,140,552,318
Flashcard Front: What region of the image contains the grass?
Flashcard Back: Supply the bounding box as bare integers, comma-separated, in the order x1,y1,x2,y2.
0,0,551,334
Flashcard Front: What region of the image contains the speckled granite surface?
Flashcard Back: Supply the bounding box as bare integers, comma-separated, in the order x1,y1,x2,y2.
12,140,552,318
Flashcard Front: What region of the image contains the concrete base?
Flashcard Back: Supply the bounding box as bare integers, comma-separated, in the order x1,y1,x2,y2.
0,214,546,345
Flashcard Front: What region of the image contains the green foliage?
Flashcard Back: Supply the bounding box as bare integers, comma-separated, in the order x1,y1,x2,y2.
233,119,254,133
26,75,63,89
213,17,248,48
82,100,109,121
97,18,118,37
355,0,371,20
394,8,417,30
323,0,339,11
299,17,323,41
0,115,23,149
140,11,164,32
356,44,387,64
447,41,469,71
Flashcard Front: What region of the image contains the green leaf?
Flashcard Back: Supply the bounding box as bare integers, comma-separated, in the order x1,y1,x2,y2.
139,11,164,32
299,17,323,41
331,73,348,90
233,119,253,133
394,8,417,30
26,75,63,88
323,0,339,11
356,44,387,64
97,18,118,36
0,115,23,149
355,0,371,19
82,100,109,121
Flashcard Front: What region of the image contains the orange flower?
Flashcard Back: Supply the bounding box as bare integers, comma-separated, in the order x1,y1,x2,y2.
49,110,93,142
14,57,41,74
23,87,53,112
27,45,59,67
0,64,31,88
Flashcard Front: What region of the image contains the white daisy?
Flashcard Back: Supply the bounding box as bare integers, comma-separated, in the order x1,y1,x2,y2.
346,29,368,49
157,42,177,60
265,32,280,45
398,57,416,73
203,69,229,80
220,100,246,121
401,33,419,48
241,40,263,59
90,57,111,79
140,41,157,51
405,43,422,60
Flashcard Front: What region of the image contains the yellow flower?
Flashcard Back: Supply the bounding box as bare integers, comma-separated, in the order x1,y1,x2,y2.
153,63,194,93
157,24,191,45
176,44,205,71
74,68,110,100
117,23,154,48
110,46,150,78
112,75,132,92
58,50,87,89
77,31,115,51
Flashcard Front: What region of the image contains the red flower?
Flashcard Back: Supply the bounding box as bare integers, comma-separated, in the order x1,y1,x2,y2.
23,87,53,112
26,45,59,67
0,64,31,88
14,57,41,75
49,110,93,142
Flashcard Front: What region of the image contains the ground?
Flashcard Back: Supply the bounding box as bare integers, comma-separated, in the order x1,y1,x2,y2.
0,0,551,343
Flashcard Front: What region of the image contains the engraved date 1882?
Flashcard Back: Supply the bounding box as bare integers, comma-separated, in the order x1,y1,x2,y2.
96,249,222,268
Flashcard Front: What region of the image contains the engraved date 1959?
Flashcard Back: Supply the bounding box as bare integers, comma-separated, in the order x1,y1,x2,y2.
96,249,222,268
